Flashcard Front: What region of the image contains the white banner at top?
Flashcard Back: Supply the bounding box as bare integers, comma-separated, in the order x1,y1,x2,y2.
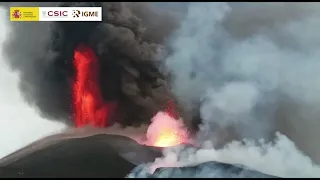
39,7,102,22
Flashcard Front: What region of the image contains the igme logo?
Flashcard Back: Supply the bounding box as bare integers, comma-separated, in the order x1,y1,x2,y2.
72,9,99,18
72,10,80,18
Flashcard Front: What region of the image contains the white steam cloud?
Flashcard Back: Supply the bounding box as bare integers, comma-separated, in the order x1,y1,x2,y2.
0,8,65,159
129,2,320,178
137,133,320,178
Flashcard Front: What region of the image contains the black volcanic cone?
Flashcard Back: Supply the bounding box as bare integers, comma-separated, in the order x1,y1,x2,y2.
0,134,162,178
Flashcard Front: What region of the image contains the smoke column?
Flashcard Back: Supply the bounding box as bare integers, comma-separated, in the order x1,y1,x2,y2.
0,7,65,159
1,2,183,127
129,2,320,178
0,1,183,157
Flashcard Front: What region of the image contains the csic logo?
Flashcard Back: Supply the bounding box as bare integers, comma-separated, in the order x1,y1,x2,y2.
12,9,22,19
43,10,68,17
72,10,99,18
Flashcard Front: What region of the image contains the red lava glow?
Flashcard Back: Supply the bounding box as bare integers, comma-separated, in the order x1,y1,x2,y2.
72,44,116,128
147,101,189,147
165,100,180,119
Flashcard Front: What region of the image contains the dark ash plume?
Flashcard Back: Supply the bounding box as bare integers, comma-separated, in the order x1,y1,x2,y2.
2,2,187,127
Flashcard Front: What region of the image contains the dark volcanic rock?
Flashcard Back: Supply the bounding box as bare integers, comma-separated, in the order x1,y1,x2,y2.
129,161,280,178
152,162,279,178
0,134,162,178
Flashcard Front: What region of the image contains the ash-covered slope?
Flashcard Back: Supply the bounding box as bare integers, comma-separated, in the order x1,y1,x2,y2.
0,134,162,178
128,145,281,178
130,162,279,178
128,161,279,178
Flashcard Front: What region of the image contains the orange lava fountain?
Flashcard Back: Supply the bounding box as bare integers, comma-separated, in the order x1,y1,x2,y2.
72,44,116,128
147,101,189,147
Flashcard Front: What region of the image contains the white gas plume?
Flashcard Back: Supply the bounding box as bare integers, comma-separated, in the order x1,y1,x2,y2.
129,2,320,178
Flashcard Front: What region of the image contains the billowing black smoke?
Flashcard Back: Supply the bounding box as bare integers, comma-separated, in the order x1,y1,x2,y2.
1,2,185,127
